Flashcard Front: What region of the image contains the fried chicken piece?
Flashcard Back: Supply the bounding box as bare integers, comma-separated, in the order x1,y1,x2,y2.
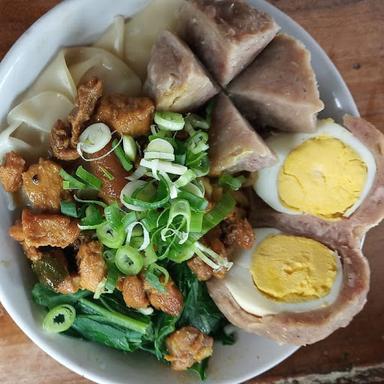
144,276,183,317
69,77,103,147
94,95,155,137
76,240,106,292
50,78,103,160
56,274,81,295
9,209,80,248
221,211,255,249
22,158,69,211
50,119,79,160
0,151,26,192
121,275,149,309
165,326,214,371
188,256,213,282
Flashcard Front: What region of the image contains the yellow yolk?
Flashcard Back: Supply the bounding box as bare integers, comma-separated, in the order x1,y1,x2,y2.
278,136,367,219
251,235,337,302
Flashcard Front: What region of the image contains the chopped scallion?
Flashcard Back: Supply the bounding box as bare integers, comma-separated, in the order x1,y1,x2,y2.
43,304,76,333
112,139,133,172
60,201,79,218
75,166,102,190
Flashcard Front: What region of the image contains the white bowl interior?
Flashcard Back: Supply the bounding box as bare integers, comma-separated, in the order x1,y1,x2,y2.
0,0,358,383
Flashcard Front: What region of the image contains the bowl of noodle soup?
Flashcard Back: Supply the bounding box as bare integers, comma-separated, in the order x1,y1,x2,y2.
0,0,358,383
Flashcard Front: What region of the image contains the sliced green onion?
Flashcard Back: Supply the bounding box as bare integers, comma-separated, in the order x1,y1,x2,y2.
186,131,209,154
104,202,124,230
144,244,158,266
77,123,112,154
74,195,107,208
43,304,76,333
104,262,120,293
186,113,210,130
115,245,144,275
120,180,148,212
60,169,87,190
144,263,169,293
99,166,114,181
146,138,174,154
174,169,196,188
161,199,191,243
78,136,122,162
140,158,187,176
122,211,137,228
154,111,185,131
202,192,236,233
60,201,79,218
75,166,102,190
178,189,208,211
182,182,205,198
218,173,246,191
103,249,116,263
127,166,147,181
190,212,203,232
126,221,150,251
112,138,133,172
122,135,137,161
79,204,104,230
96,221,126,249
195,241,233,271
159,171,178,199
144,151,175,161
122,178,170,210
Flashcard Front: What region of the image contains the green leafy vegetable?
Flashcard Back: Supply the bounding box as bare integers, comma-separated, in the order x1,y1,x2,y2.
218,173,246,191
60,201,79,218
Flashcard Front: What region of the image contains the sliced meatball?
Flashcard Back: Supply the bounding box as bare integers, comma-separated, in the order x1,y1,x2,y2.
121,275,149,309
0,151,26,192
87,142,130,204
9,209,80,248
165,326,214,371
144,277,183,317
76,240,106,292
94,95,155,137
144,31,219,112
22,158,69,211
179,0,280,86
69,77,103,147
221,211,255,249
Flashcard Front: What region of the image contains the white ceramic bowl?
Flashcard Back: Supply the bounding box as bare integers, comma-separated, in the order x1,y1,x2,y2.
0,1,358,383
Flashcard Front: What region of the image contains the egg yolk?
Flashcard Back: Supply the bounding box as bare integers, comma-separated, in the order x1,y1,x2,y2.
278,136,367,219
251,235,337,302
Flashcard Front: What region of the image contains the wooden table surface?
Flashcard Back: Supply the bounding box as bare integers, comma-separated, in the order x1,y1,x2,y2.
0,1,383,383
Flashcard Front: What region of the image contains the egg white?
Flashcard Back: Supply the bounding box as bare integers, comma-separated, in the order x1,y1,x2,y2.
225,228,343,316
254,119,377,218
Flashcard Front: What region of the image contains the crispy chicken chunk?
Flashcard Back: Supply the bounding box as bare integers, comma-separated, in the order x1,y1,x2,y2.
144,277,183,317
69,77,103,147
76,241,106,292
165,326,214,371
0,151,26,192
50,78,103,160
9,209,80,248
22,158,69,211
50,119,79,161
121,275,149,309
94,95,155,137
221,211,255,249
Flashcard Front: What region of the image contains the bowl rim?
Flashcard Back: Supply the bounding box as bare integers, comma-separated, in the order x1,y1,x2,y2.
0,0,359,383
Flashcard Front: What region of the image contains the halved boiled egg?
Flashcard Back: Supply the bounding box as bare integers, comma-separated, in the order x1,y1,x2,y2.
225,227,343,316
255,119,376,219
